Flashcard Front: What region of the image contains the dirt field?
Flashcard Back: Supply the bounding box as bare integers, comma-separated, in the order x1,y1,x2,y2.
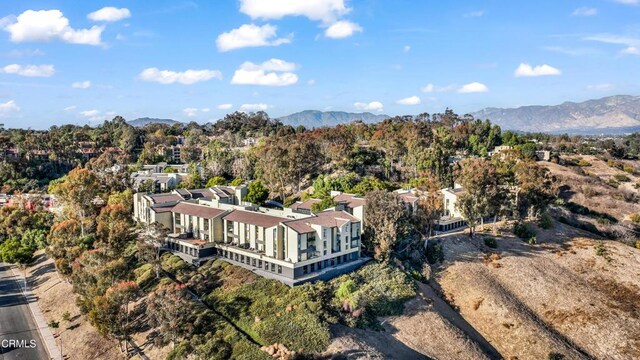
541,156,640,223
27,251,123,360
436,223,640,360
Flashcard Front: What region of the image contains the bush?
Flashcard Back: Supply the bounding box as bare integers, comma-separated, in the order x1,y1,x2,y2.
595,241,607,256
613,174,631,183
538,213,554,230
229,178,244,186
528,236,537,245
623,165,636,174
576,159,591,167
206,176,227,187
630,214,640,223
426,241,444,264
513,222,536,240
336,279,357,302
582,186,598,198
483,237,497,248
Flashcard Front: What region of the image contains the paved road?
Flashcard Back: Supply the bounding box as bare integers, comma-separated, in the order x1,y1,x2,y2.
0,263,49,360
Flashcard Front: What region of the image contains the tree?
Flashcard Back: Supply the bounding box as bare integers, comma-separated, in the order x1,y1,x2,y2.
137,222,167,279
515,161,555,220
411,175,443,245
455,158,499,237
244,180,268,205
49,168,100,236
146,283,195,348
0,237,34,264
363,190,410,261
88,281,140,353
205,176,226,187
96,203,136,260
311,197,338,212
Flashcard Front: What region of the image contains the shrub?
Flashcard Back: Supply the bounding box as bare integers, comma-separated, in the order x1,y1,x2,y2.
538,213,554,229
206,176,227,187
336,279,357,302
635,241,640,250
426,241,444,264
613,174,631,183
630,213,640,223
577,159,591,167
62,311,71,322
623,165,636,174
513,222,536,240
607,178,620,188
595,241,607,257
548,353,565,360
483,237,497,248
229,178,244,186
255,312,330,354
528,237,537,245
582,186,598,198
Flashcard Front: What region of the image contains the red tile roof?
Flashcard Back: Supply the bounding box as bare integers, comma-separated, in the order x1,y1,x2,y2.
222,210,285,228
172,202,226,219
333,193,366,208
290,198,321,210
285,210,359,231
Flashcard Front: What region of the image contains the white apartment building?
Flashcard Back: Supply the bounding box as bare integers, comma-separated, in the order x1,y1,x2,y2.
133,185,365,286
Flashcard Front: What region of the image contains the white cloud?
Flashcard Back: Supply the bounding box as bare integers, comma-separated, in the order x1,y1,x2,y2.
307,79,316,85
139,68,222,85
571,7,597,16
586,83,614,91
3,10,104,46
464,10,485,18
240,103,270,112
396,96,421,105
216,24,291,52
239,0,350,23
88,7,131,22
514,63,561,77
613,0,640,4
353,101,384,112
81,109,99,117
622,46,639,55
403,45,411,52
217,103,233,110
584,34,640,56
458,82,488,93
2,64,54,77
421,83,458,93
4,48,45,57
72,80,91,89
324,20,362,38
0,100,20,117
63,105,77,111
201,108,210,112
231,59,298,86
183,107,199,117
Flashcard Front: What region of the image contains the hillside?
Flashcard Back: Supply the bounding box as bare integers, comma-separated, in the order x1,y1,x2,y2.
277,110,389,128
472,95,640,133
128,117,182,127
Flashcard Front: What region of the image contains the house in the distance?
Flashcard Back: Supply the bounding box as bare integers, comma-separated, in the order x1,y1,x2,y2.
435,184,467,232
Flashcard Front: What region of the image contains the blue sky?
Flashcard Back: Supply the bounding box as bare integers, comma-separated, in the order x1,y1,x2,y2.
0,0,639,129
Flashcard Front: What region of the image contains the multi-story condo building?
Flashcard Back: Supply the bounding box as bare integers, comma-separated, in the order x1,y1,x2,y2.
133,185,365,286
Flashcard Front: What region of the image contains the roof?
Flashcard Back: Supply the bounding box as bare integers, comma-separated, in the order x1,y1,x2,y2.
223,210,285,228
188,188,215,200
397,191,419,203
171,202,226,219
147,193,183,204
211,186,234,198
290,198,321,211
151,206,174,213
286,210,359,232
333,193,366,208
283,219,316,234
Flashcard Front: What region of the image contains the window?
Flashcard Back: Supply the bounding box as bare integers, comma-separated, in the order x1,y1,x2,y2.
303,265,308,274
245,224,250,241
323,229,327,238
277,265,282,274
240,255,244,263
323,250,327,255
270,263,275,272
258,260,262,268
252,258,256,267
310,263,315,272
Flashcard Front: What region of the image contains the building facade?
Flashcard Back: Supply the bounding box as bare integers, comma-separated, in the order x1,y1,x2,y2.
133,186,366,286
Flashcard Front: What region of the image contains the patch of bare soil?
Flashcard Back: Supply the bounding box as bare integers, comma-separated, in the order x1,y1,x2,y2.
325,295,490,360
27,251,122,360
436,224,640,360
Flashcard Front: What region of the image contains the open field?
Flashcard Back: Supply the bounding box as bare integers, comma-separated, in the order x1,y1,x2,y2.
436,223,640,360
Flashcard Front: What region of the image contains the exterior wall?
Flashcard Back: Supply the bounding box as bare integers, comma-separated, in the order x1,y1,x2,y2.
352,206,365,227
442,191,462,218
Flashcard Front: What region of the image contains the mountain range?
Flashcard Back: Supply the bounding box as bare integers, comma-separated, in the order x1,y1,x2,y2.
128,117,182,127
128,95,640,134
276,110,389,128
471,95,640,134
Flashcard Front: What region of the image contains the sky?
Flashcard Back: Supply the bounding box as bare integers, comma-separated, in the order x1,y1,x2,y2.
0,0,639,129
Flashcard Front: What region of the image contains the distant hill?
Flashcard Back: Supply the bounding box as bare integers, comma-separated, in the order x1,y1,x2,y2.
128,117,182,127
471,95,640,134
277,110,389,128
